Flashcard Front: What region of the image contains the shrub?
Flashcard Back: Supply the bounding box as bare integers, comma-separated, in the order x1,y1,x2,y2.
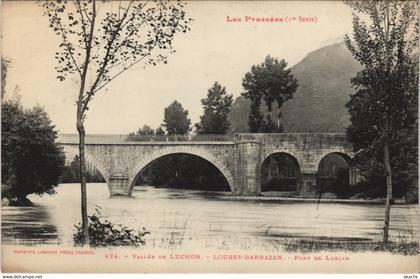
316,169,350,198
73,207,150,247
262,177,297,191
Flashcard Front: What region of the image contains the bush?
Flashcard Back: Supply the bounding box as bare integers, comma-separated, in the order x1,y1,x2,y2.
262,177,297,191
73,207,150,247
404,175,418,204
349,180,386,199
316,169,350,198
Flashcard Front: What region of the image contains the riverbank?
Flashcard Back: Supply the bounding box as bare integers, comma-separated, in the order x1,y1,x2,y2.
222,195,411,205
1,196,35,207
282,239,419,255
0,194,412,207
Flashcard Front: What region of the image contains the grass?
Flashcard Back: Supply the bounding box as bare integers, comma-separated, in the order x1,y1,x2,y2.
283,239,419,255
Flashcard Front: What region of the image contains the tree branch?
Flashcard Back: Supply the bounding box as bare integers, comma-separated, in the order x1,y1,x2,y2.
91,54,149,95
91,6,175,95
110,3,160,59
73,0,89,49
56,22,82,78
82,1,134,113
78,0,97,120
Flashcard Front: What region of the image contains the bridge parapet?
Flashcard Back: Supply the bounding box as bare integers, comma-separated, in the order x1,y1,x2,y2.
58,133,351,148
57,133,235,144
58,134,128,144
237,133,352,150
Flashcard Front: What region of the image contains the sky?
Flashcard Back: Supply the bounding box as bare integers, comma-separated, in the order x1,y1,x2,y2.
2,1,354,134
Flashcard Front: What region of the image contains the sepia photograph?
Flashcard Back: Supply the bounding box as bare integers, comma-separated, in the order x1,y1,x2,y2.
1,0,419,274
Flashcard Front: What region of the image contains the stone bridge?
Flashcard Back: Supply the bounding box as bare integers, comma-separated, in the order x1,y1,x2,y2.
58,133,359,196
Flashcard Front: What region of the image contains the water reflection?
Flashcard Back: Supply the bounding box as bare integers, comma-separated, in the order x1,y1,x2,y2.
2,206,60,245
1,183,419,250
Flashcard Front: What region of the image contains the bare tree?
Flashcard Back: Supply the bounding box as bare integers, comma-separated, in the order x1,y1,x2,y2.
40,0,192,245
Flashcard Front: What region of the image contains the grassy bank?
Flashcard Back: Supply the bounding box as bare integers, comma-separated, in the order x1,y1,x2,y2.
282,239,419,255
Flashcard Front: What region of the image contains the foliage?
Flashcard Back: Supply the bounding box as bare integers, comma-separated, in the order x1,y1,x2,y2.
344,0,418,196
40,0,192,244
316,168,350,198
261,154,299,192
73,207,150,247
155,126,165,135
247,95,264,133
284,239,418,255
229,43,362,134
242,55,298,132
127,125,166,140
136,125,155,136
127,124,155,140
1,97,65,202
61,155,105,183
40,0,192,90
136,154,230,191
195,82,233,134
162,100,191,134
344,0,418,243
1,57,10,98
262,177,297,192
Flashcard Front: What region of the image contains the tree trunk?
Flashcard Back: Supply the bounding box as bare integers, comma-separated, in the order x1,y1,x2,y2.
382,0,392,245
77,120,89,246
383,121,392,244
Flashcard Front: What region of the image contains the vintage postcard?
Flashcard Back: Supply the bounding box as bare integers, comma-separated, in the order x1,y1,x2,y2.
1,0,419,274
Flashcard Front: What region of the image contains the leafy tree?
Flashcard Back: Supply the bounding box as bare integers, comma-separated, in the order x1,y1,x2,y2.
195,82,233,134
155,126,165,135
1,98,65,205
133,124,155,136
40,0,192,245
127,124,157,141
141,125,154,136
247,93,264,133
242,55,298,132
162,100,191,134
344,0,418,243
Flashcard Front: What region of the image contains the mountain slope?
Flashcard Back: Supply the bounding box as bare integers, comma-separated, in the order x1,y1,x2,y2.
229,42,361,133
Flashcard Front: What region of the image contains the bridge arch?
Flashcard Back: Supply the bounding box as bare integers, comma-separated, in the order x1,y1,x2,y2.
61,145,110,183
262,150,304,169
127,146,234,193
316,151,358,195
261,151,302,192
316,151,354,171
316,151,354,169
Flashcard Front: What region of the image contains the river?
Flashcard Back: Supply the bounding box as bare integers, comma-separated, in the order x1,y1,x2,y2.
2,183,419,251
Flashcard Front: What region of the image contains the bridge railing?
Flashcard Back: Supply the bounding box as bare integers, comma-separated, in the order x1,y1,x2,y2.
57,133,350,147
57,133,235,144
57,134,128,144
125,134,234,142
237,133,352,148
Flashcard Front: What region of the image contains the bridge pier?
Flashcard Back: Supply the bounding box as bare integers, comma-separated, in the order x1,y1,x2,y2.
108,174,131,196
233,140,261,195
